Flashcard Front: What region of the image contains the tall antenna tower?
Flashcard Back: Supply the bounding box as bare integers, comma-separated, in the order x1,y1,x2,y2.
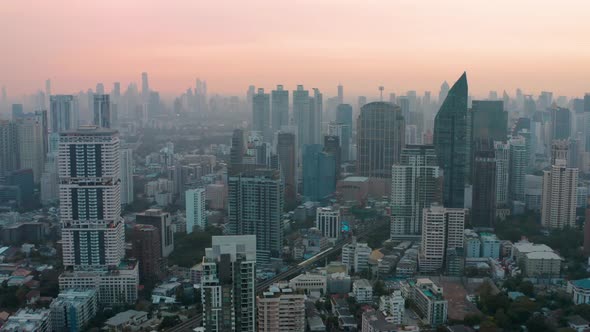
378,86,384,101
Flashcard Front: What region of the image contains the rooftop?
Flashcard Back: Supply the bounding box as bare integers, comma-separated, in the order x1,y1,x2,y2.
341,176,369,183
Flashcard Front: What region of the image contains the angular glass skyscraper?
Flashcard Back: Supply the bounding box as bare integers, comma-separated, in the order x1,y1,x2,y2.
434,72,468,208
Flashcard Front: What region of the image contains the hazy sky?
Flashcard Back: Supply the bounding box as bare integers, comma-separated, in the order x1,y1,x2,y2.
2,0,589,98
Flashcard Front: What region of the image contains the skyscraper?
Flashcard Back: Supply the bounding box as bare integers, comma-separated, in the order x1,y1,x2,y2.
50,95,79,134
541,159,578,229
186,187,206,233
390,145,442,239
58,127,138,305
293,85,310,148
494,141,510,207
311,88,323,144
336,104,353,161
201,235,256,332
0,121,19,177
16,117,45,183
471,100,507,143
356,102,405,179
419,205,465,273
434,72,468,208
228,168,284,262
230,129,245,174
252,88,271,142
120,148,134,206
337,84,344,104
93,94,111,129
141,72,149,99
551,106,571,140
303,144,336,202
509,136,527,203
277,132,297,209
471,145,497,228
324,135,341,179
271,85,289,133
438,81,450,105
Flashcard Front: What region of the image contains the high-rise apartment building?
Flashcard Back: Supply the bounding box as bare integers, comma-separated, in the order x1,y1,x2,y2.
93,94,111,128
201,235,257,332
257,283,305,332
228,168,283,262
419,205,465,273
494,141,510,207
253,88,271,142
135,209,174,258
541,159,578,229
509,136,527,203
315,206,341,240
390,145,442,239
120,148,134,206
271,85,289,133
58,126,138,305
434,73,468,208
276,132,297,209
356,102,405,178
303,144,336,201
186,187,206,233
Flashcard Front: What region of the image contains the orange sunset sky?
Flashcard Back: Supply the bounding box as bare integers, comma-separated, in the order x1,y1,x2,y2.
1,0,589,98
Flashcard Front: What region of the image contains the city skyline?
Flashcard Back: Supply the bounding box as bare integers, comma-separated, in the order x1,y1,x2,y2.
2,0,590,97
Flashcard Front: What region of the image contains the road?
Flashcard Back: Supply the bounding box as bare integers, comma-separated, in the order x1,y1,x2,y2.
166,218,387,332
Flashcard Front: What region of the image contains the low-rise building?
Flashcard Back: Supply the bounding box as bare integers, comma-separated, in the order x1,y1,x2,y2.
361,309,397,332
50,289,98,332
289,271,327,296
342,241,372,274
568,278,590,304
522,251,561,278
353,279,373,303
480,233,500,259
379,291,405,325
1,308,52,332
104,310,149,332
410,278,448,326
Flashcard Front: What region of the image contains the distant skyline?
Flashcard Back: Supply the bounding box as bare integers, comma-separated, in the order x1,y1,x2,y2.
2,0,590,98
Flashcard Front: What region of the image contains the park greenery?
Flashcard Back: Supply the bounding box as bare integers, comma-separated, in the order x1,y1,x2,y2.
167,226,223,268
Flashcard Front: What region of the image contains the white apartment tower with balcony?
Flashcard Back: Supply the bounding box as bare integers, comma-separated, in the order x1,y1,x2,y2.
541,159,578,229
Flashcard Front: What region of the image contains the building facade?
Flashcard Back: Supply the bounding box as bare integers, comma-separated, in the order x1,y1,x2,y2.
390,145,442,239
228,169,284,262
434,73,468,208
356,102,405,179
201,235,257,332
186,187,207,233
541,159,578,229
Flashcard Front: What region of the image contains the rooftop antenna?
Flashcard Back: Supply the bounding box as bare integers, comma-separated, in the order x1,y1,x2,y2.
378,86,384,101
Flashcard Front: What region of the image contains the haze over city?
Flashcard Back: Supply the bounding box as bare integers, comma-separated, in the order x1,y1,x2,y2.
4,1,590,332
2,0,590,97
